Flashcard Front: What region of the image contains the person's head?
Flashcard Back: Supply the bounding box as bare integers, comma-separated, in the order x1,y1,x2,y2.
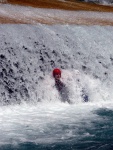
53,68,61,80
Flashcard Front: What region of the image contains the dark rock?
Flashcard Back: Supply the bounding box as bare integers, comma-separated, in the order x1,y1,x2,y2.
104,72,108,75
0,54,6,59
82,65,87,70
5,86,14,94
0,72,3,78
77,52,81,55
13,62,19,68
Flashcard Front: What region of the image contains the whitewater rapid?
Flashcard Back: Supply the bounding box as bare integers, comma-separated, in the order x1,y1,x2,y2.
0,101,113,146
0,24,113,104
0,19,113,149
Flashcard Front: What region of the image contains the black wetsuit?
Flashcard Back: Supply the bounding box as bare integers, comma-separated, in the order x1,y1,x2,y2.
55,79,71,104
55,79,88,103
81,88,89,102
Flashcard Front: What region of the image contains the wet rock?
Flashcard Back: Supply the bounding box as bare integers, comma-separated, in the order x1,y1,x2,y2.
20,85,29,98
0,72,3,78
0,54,31,105
104,72,108,75
13,62,19,68
50,60,55,67
23,45,28,50
40,56,44,62
82,65,87,70
8,87,14,94
0,54,6,59
77,52,81,55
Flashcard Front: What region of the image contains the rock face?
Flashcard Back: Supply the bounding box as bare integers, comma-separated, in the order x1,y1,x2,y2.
80,0,113,5
0,54,29,104
0,25,75,105
0,0,7,3
0,24,113,105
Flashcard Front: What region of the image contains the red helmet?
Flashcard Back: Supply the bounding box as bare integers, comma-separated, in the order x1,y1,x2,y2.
53,68,61,78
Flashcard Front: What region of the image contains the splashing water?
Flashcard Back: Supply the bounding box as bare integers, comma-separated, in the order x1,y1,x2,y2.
0,22,113,149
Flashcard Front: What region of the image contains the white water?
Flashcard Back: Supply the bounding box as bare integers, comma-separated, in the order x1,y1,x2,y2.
0,23,113,146
1,24,113,103
1,99,113,146
0,4,113,146
0,101,113,145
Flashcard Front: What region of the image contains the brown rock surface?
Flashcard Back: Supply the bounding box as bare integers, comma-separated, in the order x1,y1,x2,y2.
0,0,113,25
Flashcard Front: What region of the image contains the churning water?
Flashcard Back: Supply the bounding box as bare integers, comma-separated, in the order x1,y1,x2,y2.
0,7,113,149
0,101,113,150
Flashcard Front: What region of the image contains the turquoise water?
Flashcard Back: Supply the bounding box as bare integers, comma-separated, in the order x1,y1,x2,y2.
0,107,113,150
